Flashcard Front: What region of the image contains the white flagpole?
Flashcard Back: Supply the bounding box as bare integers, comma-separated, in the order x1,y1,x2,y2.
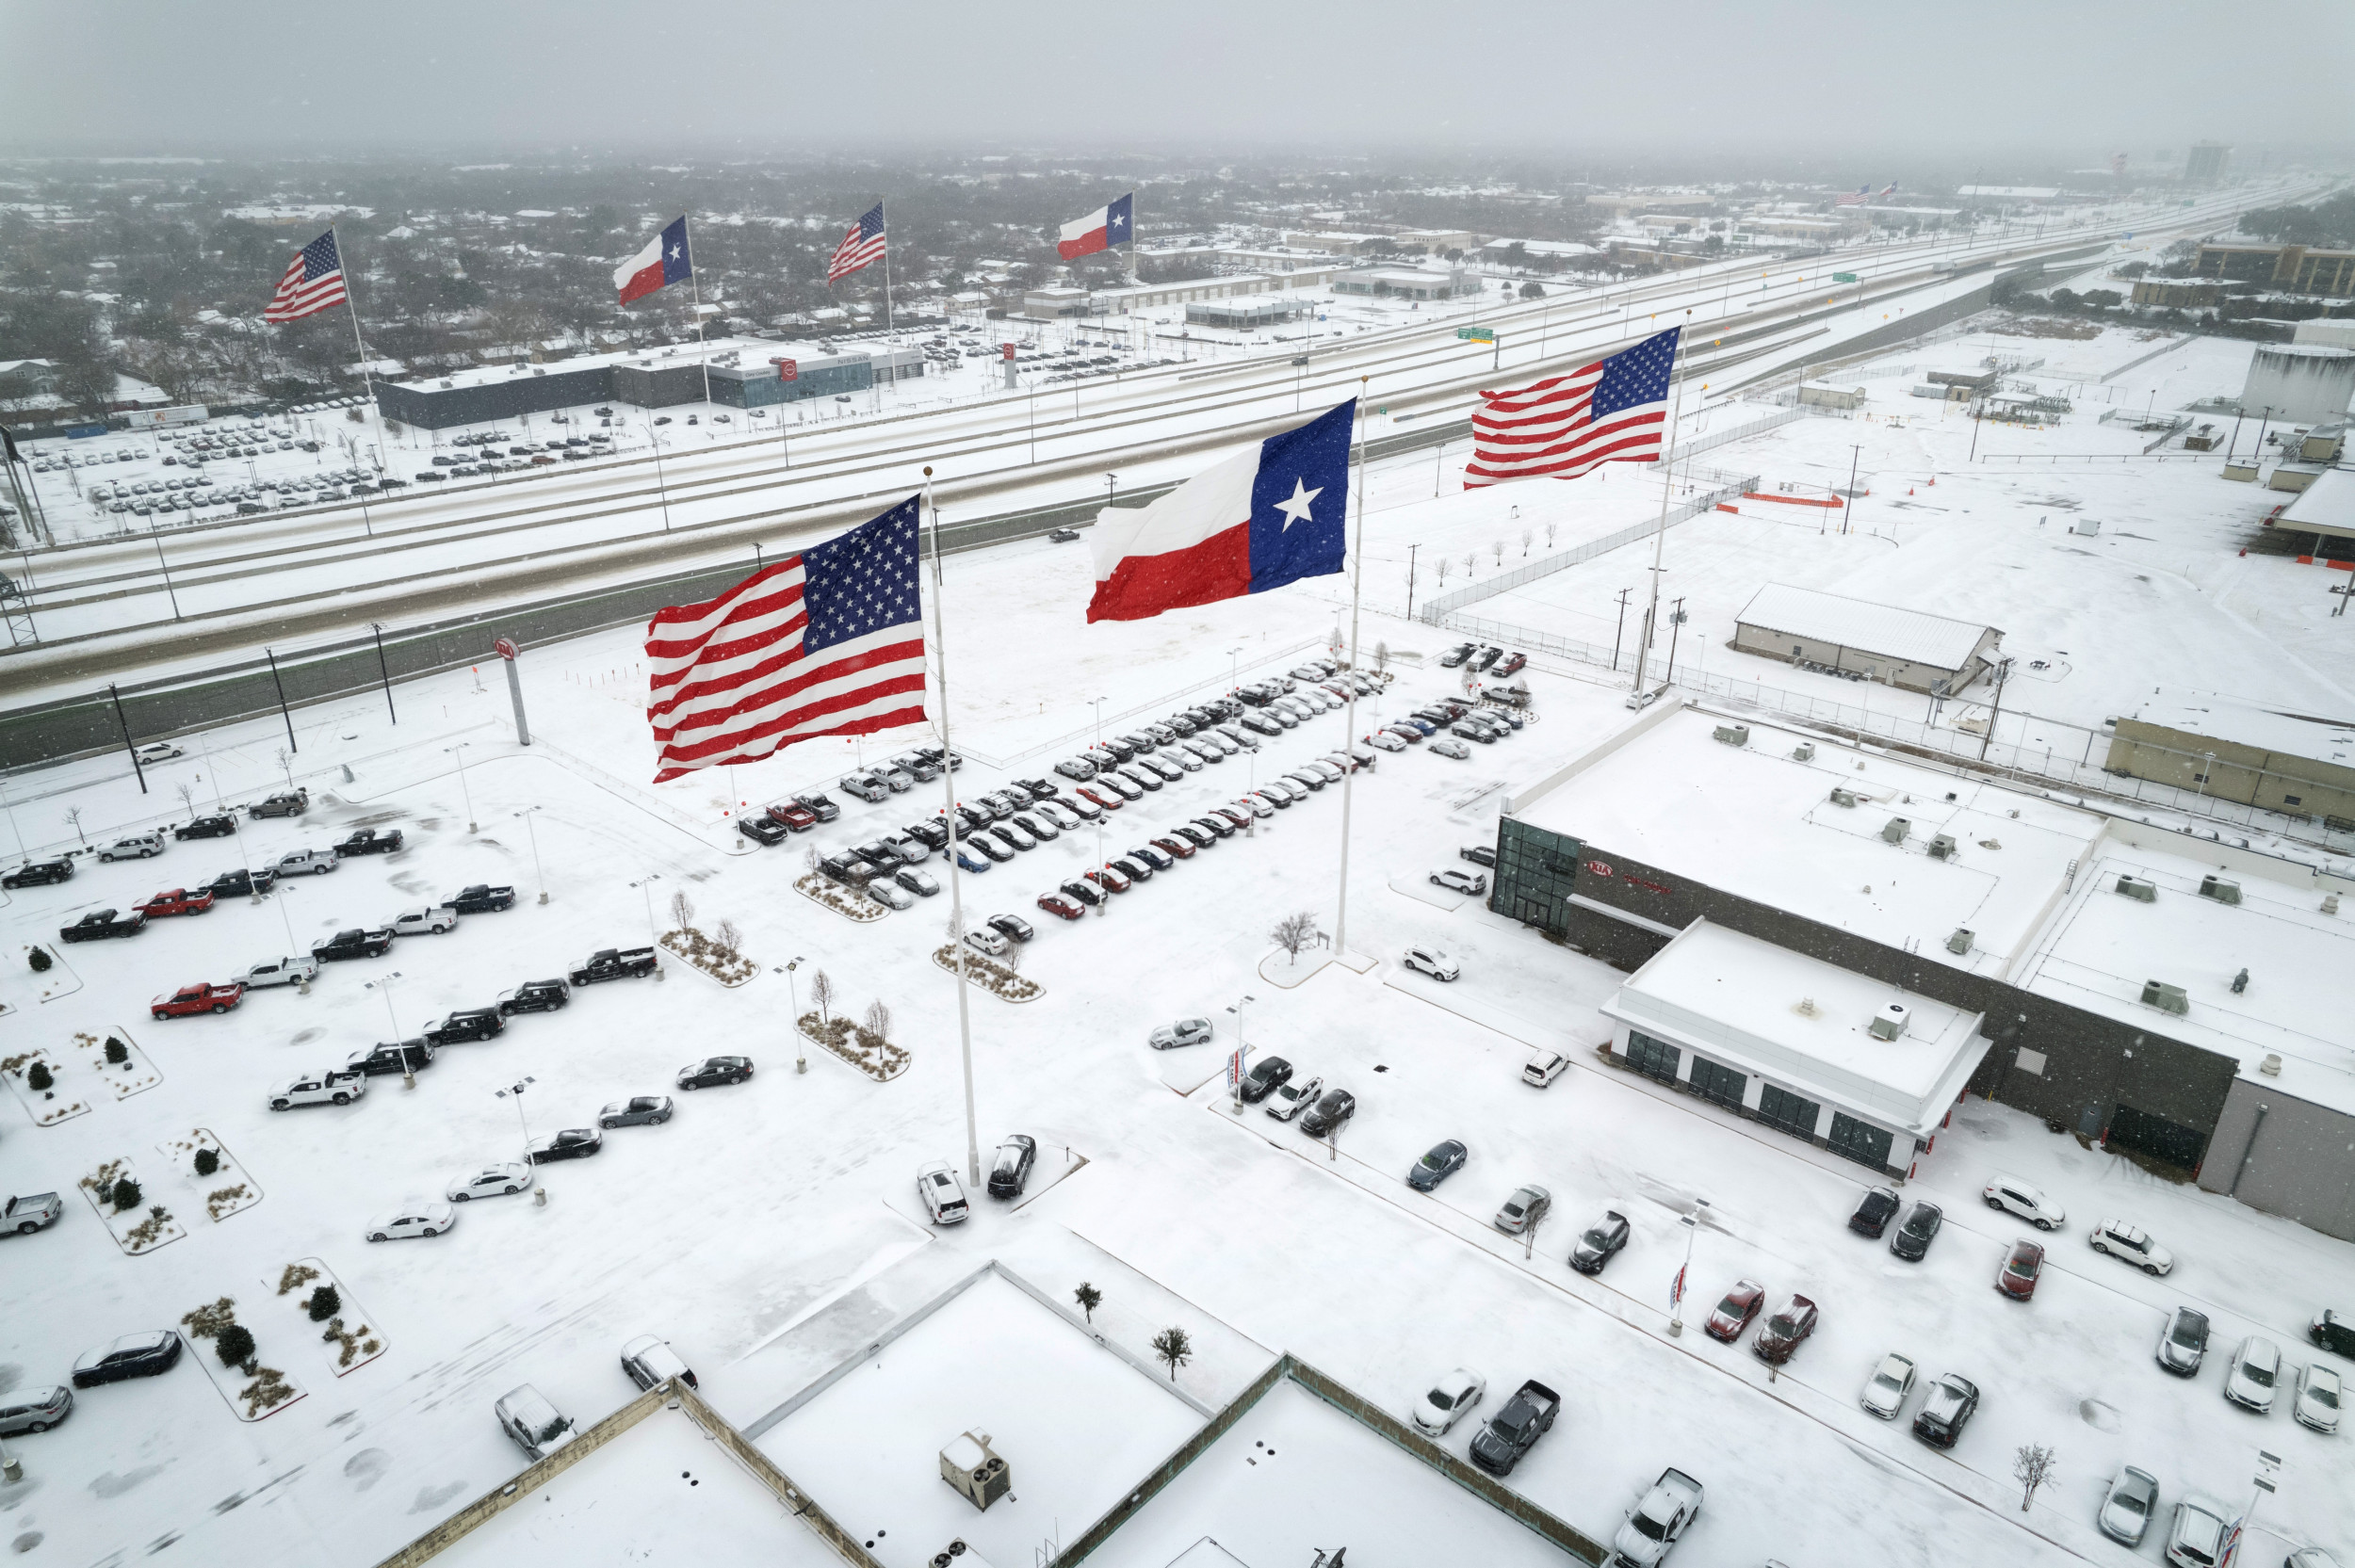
331,224,381,538
683,215,713,410
1333,378,1369,962
1633,312,1692,695
924,466,982,1189
881,200,895,339
1129,190,1139,288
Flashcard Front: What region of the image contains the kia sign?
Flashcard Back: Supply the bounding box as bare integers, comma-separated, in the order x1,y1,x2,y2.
770,357,798,383
494,637,519,661
1001,343,1016,361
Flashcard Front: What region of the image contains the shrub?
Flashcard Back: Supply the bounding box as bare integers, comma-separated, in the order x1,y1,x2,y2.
194,1147,220,1177
111,1177,143,1212
306,1285,341,1322
28,947,52,973
106,1036,130,1065
26,1061,53,1091
215,1323,255,1369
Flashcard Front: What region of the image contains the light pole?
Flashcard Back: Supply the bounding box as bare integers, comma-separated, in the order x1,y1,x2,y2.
495,1075,541,1196
514,806,548,904
1226,994,1257,1110
365,970,411,1088
1667,1199,1711,1335
446,743,477,832
2231,1450,2282,1567
780,957,806,1072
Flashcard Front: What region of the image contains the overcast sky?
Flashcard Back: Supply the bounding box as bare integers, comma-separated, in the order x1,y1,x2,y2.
4,0,2348,169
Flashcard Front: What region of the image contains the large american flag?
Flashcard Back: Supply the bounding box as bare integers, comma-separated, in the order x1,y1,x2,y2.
1463,327,1681,487
263,230,349,322
644,496,928,783
827,202,887,283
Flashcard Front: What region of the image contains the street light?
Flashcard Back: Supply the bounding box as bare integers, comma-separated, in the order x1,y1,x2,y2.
1225,994,1258,1110
514,805,548,904
446,743,477,832
629,874,666,980
779,956,806,1072
495,1075,542,1199
365,970,410,1088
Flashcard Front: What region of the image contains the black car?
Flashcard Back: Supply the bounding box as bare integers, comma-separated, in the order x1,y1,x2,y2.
1408,1139,1467,1191
71,1331,183,1388
2314,1309,2355,1360
988,1134,1037,1198
738,815,789,846
1569,1210,1631,1274
901,819,950,849
1848,1187,1902,1238
449,883,515,913
1911,1373,1979,1448
1890,1201,1944,1262
60,909,145,944
497,979,570,1015
1057,878,1104,908
313,927,395,962
986,913,1034,945
204,866,277,898
348,1039,435,1076
818,852,874,887
3,859,74,889
1011,778,1055,801
528,1128,603,1164
423,1008,505,1044
1460,845,1497,868
1437,643,1477,668
677,1056,753,1090
1240,1056,1293,1104
173,816,236,841
1300,1089,1356,1139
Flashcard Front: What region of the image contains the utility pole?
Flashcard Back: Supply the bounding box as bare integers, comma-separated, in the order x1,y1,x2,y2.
108,684,148,795
265,647,298,754
1979,657,2014,762
1663,597,1688,687
369,622,397,723
1405,543,1419,621
1611,587,1632,672
1843,445,1862,535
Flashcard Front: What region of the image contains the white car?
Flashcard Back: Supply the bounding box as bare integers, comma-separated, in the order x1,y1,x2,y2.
963,927,1009,958
133,742,185,765
1522,1049,1567,1088
365,1203,456,1242
1264,1074,1326,1123
1860,1351,1917,1419
621,1334,698,1392
268,1069,366,1109
1983,1176,2065,1231
918,1161,969,1224
1403,945,1460,982
495,1384,577,1463
1431,868,1486,897
1430,738,1471,760
866,880,915,911
1625,687,1664,712
447,1161,531,1202
2087,1218,2174,1276
2294,1359,2342,1433
2222,1334,2281,1413
242,956,319,989
273,848,339,877
391,904,460,936
97,832,166,861
2165,1495,2231,1568
1365,731,1406,752
1149,1018,1215,1050
1411,1367,1486,1435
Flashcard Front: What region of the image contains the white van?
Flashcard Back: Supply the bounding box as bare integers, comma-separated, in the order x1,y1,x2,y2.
495,1384,577,1462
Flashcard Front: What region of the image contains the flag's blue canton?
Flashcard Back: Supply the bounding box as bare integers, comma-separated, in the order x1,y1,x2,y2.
299,231,341,279
854,203,885,241
802,494,921,653
1106,193,1132,239
1592,326,1681,422
659,217,692,284
1246,398,1356,595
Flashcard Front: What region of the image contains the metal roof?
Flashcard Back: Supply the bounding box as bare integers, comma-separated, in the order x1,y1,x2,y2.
1736,582,1997,671
2277,465,2355,542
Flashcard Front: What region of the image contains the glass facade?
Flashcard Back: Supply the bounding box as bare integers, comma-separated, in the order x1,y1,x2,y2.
1757,1083,1823,1140
1493,819,1584,934
1689,1056,1747,1110
1827,1112,1895,1171
1626,1029,1681,1084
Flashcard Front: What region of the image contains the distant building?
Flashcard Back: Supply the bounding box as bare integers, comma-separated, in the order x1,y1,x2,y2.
371,337,908,429
1329,267,1478,300
1797,382,1866,411
1732,582,2003,694
1185,297,1306,331
1021,267,1352,320
2195,242,2355,297
2240,343,2355,425
2103,687,2355,833
2184,141,2231,184
2130,278,2224,308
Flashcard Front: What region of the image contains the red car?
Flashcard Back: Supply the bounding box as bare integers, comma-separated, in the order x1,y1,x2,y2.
766,802,819,832
1704,1278,1765,1343
1751,1293,1818,1366
1078,784,1123,813
1150,834,1196,861
1084,865,1132,896
1035,892,1085,922
1997,1239,2046,1301
152,980,246,1019
136,887,216,919
1210,807,1255,830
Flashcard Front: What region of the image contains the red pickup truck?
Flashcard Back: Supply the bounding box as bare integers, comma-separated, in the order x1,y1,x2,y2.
151,981,246,1019
136,887,217,919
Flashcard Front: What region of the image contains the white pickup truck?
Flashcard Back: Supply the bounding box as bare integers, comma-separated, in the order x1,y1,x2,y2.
243,956,319,989
391,904,460,937
267,1069,367,1110
273,847,340,877
1609,1468,1704,1567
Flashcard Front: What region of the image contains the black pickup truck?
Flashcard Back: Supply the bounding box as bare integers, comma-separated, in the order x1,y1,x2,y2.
335,827,404,856
59,908,146,943
449,884,516,913
1470,1379,1561,1477
313,926,396,962
569,947,658,986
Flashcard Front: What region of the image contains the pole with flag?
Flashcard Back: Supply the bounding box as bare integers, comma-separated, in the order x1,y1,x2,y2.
264,226,377,447
684,216,713,409
922,466,982,1188
826,203,890,332
1634,314,1693,695
1333,377,1371,962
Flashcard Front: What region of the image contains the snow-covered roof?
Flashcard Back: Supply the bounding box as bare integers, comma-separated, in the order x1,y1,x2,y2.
1736,582,1999,672
2275,466,2355,542
1605,919,1990,1139
2117,684,2355,767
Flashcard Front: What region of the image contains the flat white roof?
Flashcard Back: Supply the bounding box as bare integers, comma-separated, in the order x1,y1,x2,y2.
1736,582,1998,671
2017,827,2355,1116
2276,465,2355,542
390,335,812,394
1514,708,2107,977
1605,919,1988,1138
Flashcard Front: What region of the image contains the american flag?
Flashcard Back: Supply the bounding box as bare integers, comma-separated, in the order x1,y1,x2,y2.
644,496,928,783
264,230,349,322
1464,327,1681,487
1836,182,1896,207
827,202,887,283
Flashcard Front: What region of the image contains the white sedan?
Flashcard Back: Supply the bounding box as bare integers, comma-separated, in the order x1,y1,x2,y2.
2294,1360,2342,1433
1429,738,1471,761
1364,731,1406,752
366,1203,456,1241
1411,1367,1487,1435
1860,1351,1917,1419
446,1161,531,1202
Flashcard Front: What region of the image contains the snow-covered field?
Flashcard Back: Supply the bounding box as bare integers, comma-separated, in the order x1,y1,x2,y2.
5,296,2353,1568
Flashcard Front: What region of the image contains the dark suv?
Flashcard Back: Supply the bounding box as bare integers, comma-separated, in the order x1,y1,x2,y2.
497,979,569,1015
1848,1187,1901,1238
348,1040,436,1076
423,1009,505,1044
1890,1201,1944,1262
1240,1057,1293,1104
1569,1210,1631,1274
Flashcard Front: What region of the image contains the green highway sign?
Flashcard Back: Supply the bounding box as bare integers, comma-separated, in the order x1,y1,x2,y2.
1832,271,1859,283
1457,327,1495,342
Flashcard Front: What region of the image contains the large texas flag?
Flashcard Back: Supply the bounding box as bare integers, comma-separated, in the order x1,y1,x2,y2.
614,218,692,306
1087,400,1355,622
1059,192,1134,260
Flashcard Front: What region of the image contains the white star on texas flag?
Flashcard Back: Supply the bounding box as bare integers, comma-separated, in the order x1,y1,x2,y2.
1273,477,1322,530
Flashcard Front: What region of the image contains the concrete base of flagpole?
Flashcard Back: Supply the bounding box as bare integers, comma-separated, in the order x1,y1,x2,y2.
1667,1318,1684,1337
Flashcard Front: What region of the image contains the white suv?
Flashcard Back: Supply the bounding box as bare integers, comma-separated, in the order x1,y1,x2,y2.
918,1161,970,1224
97,833,166,862
2088,1218,2174,1276
1404,945,1460,982
1982,1176,2065,1232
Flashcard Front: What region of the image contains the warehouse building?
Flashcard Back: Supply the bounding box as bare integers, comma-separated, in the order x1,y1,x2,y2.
1184,297,1307,331
1330,267,1479,300
373,338,913,429
1732,583,2003,694
2103,686,2355,833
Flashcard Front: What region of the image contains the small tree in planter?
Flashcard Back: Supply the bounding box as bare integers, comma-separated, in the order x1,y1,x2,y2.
863,1000,891,1046
27,1061,54,1091
28,947,52,973
111,1176,144,1212
668,889,695,934
1152,1325,1194,1382
194,1146,220,1177
810,969,836,1028
306,1285,341,1322
105,1036,130,1065
215,1323,256,1372
1271,911,1322,966
1074,1283,1102,1323
713,918,742,962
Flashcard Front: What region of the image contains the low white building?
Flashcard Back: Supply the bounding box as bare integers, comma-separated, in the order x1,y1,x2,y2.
1733,582,2003,694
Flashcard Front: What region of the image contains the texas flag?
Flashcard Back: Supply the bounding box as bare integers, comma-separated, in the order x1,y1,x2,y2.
1087,400,1354,623
614,218,692,306
1059,192,1134,261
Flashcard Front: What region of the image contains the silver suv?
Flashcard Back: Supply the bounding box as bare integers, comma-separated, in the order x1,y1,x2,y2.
0,1385,73,1435
495,1384,577,1461
97,832,167,862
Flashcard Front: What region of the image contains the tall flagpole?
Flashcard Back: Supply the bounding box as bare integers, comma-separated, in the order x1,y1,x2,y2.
1633,312,1691,695
683,215,713,410
924,466,982,1189
1333,378,1369,961
332,224,381,538
881,200,895,339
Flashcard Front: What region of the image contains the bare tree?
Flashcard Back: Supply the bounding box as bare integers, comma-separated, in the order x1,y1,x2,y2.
2013,1445,2056,1512
862,999,891,1043
668,889,695,933
1151,1325,1194,1382
1271,910,1322,965
1463,550,1477,575
804,847,821,875
1522,1201,1548,1260
1492,540,1505,564
809,968,835,1026
175,781,196,816
1435,557,1453,584
273,747,293,787
712,917,741,961
1546,522,1558,548
64,805,85,847
1372,640,1389,676
1521,527,1534,557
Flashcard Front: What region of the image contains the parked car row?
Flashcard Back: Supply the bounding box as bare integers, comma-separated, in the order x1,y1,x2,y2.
918,1133,1042,1223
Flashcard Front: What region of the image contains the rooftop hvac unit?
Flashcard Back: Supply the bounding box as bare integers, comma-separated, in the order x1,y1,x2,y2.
940,1430,1011,1512
2327,894,2342,916
1881,816,1910,844
927,1542,994,1568
2198,875,2242,906
2115,876,2157,903
1946,928,1974,955
1829,787,1858,807
1713,723,1750,748
2259,1053,2282,1077
1869,1002,1910,1041
1792,742,1815,762
2139,979,2190,1016
1927,833,1958,861
2072,517,2102,536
